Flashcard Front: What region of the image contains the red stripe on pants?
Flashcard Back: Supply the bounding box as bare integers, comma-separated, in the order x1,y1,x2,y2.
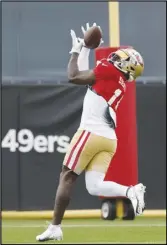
71,132,91,171
65,130,85,167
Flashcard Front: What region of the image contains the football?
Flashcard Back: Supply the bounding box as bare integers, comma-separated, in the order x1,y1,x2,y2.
84,26,102,49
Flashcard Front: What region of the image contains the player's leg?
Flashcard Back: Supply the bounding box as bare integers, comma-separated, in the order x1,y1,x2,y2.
52,166,78,226
36,130,97,241
85,147,130,197
85,138,146,216
85,169,146,215
36,165,78,241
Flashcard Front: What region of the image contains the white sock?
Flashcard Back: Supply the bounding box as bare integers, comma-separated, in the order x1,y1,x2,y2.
85,171,129,197
78,47,90,71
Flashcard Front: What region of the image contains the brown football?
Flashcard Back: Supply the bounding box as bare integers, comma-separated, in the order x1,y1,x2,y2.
84,26,102,49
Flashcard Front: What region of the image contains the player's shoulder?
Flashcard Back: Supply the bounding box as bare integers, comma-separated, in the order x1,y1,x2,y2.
94,59,114,75
95,59,119,73
96,58,112,69
94,58,124,79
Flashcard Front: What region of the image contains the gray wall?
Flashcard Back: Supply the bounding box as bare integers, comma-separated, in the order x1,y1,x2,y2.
1,84,166,211
2,2,166,78
2,2,109,77
119,2,166,77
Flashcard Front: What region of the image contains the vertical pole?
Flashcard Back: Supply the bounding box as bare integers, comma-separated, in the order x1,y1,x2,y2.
108,1,120,47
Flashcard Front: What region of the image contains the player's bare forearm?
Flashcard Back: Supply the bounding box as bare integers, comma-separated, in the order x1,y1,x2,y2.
68,53,79,80
68,53,95,85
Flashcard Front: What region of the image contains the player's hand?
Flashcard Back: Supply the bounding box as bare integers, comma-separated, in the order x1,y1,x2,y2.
81,22,104,47
69,30,84,54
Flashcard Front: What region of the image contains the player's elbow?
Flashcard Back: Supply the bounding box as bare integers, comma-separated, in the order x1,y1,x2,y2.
68,75,75,83
68,75,80,84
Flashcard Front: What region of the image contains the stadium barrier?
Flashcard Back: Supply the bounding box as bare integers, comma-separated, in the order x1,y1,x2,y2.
1,83,166,212
2,210,166,220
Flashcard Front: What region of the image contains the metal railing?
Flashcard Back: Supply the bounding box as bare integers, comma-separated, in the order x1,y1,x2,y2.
2,75,166,86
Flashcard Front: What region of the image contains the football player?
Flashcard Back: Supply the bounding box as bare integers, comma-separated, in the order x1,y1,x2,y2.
36,23,146,242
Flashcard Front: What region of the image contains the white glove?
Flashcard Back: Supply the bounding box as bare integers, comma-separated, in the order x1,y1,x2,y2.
69,30,84,54
81,22,104,47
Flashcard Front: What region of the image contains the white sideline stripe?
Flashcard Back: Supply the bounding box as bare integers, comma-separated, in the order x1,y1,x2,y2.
7,241,166,244
2,223,166,228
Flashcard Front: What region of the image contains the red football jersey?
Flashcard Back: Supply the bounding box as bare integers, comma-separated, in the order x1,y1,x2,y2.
93,59,127,112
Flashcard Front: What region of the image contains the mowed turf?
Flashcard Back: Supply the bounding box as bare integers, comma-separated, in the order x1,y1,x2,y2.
2,217,166,244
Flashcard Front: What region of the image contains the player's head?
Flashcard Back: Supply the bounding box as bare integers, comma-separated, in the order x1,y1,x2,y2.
107,48,144,81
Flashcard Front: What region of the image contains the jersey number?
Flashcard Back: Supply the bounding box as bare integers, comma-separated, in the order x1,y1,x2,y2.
108,89,123,110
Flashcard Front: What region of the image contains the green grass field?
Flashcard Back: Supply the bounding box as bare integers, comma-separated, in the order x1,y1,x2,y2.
2,217,166,244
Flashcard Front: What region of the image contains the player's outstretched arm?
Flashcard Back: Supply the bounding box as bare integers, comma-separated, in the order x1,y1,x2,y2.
68,53,95,85
68,30,95,85
77,24,91,71
78,46,90,71
77,23,103,72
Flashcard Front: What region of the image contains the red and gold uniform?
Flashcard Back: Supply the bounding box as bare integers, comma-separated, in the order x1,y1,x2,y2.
63,60,127,175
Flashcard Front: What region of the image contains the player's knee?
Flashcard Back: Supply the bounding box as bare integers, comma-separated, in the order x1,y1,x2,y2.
60,166,78,186
86,184,99,196
85,179,98,195
85,171,100,196
85,171,106,196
